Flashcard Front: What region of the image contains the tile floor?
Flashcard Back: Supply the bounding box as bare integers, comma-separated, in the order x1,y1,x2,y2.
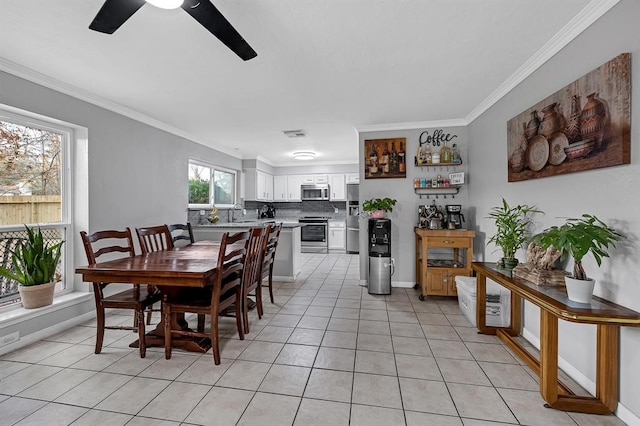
0,253,627,425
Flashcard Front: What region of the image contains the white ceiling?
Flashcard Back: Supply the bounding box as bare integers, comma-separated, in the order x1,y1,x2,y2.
0,0,615,166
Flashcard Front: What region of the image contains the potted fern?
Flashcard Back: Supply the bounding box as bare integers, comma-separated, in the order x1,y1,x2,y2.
531,214,623,303
363,197,397,219
0,226,64,309
487,198,542,269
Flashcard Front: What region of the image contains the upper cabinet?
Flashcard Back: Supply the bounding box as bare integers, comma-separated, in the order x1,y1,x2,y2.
329,174,346,201
273,175,288,201
300,174,328,184
245,169,274,201
345,173,360,184
286,175,303,201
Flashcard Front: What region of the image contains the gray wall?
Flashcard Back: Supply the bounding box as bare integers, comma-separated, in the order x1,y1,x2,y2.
358,127,469,285
468,0,640,418
0,70,242,344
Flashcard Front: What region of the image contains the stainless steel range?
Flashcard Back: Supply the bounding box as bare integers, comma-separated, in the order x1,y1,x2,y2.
299,216,329,253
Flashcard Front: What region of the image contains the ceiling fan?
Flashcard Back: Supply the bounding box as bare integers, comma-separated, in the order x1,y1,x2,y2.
89,0,257,61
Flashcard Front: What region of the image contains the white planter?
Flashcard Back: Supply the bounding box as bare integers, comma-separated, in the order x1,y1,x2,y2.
18,282,55,309
564,276,595,304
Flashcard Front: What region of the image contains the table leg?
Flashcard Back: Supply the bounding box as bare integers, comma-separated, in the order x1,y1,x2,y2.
596,324,619,412
476,273,487,333
539,309,559,406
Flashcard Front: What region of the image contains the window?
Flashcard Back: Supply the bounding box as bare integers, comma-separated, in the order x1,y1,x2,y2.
188,160,237,208
0,109,71,307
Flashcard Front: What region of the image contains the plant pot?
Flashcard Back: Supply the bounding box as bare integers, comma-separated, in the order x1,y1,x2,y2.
18,282,55,309
503,258,519,270
369,210,385,219
564,276,595,304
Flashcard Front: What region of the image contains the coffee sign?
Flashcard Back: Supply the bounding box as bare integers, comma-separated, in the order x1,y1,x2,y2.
419,129,457,148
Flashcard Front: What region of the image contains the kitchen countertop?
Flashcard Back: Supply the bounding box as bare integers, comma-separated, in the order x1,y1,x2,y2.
193,219,303,228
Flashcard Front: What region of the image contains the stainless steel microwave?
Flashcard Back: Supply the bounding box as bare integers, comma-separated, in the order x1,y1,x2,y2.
301,184,330,201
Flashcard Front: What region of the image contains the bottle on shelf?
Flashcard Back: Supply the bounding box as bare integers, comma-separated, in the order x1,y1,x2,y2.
440,141,452,163
423,144,432,164
381,143,390,174
369,145,379,174
452,143,462,164
389,142,398,174
398,141,406,172
416,144,423,165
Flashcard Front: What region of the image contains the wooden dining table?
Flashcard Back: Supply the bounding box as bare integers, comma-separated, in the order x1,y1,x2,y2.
75,241,226,353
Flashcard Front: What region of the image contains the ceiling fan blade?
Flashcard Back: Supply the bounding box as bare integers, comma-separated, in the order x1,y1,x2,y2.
89,0,147,34
181,0,257,61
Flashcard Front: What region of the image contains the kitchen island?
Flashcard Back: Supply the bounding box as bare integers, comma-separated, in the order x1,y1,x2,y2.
192,220,302,282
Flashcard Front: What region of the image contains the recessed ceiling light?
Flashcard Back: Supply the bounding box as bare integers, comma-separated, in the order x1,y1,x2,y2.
293,151,315,160
145,0,183,10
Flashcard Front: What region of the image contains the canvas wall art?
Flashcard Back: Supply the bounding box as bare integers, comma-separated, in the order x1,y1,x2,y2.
507,52,630,182
364,138,407,179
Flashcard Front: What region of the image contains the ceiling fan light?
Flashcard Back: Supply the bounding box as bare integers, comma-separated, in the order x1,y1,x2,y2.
293,151,315,161
145,0,184,10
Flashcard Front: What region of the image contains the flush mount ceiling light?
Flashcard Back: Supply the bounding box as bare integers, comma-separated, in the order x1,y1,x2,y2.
145,0,184,9
293,151,316,160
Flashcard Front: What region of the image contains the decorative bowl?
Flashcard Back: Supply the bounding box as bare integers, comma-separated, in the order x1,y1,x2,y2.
564,139,594,160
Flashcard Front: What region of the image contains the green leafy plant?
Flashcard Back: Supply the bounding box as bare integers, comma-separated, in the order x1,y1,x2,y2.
0,226,64,286
362,197,397,212
487,198,542,261
531,214,623,281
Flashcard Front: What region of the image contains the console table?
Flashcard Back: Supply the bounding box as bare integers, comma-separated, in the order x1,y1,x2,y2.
471,262,640,414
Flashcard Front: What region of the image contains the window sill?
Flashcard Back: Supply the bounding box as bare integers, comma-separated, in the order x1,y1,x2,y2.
0,292,93,328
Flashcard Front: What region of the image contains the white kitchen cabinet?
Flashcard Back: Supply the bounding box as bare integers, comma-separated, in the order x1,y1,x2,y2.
300,174,328,184
328,220,346,250
346,173,360,184
329,174,346,201
245,169,274,201
273,175,287,201
287,175,303,201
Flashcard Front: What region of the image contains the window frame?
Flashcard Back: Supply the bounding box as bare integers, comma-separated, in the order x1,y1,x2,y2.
188,159,239,209
0,106,73,309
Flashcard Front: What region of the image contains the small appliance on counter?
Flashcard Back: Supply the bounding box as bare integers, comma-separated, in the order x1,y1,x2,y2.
259,204,276,218
417,203,444,229
445,205,465,229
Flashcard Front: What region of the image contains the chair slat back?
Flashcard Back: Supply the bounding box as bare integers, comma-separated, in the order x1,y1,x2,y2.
81,228,136,265
244,227,266,291
136,225,174,254
215,230,251,296
262,223,282,270
168,223,195,245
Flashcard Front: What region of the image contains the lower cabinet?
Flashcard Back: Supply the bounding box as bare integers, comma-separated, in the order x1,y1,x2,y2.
328,220,346,250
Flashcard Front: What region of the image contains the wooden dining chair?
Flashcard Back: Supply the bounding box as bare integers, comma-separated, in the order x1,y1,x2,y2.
162,230,251,364
168,223,195,247
261,223,282,304
241,227,267,334
136,225,174,325
80,228,162,358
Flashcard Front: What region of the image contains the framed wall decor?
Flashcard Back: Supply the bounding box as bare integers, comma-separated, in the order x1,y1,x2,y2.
364,138,407,179
507,52,630,182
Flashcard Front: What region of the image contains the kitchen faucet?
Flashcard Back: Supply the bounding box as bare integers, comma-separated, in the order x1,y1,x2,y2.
228,203,243,222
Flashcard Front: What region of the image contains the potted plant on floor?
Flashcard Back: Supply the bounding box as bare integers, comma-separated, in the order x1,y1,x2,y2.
487,198,542,269
531,214,623,303
362,197,397,219
0,225,64,309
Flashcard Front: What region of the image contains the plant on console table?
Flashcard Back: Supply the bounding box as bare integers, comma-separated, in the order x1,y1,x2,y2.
362,197,397,219
487,198,542,270
0,225,64,309
531,214,623,304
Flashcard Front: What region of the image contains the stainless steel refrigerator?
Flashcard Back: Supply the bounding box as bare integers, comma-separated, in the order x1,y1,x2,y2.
346,183,359,253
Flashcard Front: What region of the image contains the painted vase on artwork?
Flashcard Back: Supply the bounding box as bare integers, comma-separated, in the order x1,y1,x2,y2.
525,110,540,140
565,94,582,143
510,124,527,173
538,102,566,138
580,92,608,151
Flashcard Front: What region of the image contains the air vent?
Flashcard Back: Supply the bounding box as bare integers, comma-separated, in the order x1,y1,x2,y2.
283,129,307,138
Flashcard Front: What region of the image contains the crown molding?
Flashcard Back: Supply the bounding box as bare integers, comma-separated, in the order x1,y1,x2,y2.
0,57,243,160
465,0,620,123
357,118,469,133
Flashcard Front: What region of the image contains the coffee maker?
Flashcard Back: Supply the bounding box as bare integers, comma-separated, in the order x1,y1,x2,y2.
445,205,465,229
